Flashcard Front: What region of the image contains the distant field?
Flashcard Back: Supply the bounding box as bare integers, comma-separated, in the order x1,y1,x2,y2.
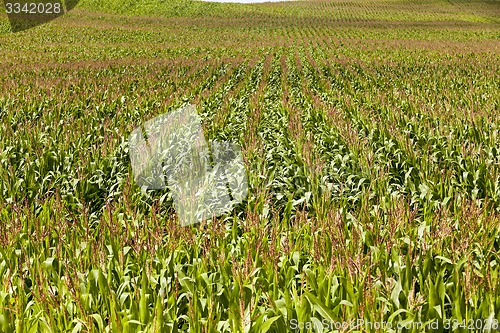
0,0,499,332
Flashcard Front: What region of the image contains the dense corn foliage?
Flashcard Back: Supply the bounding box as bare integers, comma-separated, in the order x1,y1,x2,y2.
0,0,499,331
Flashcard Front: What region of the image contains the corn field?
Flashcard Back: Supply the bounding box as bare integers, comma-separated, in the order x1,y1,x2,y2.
0,0,499,331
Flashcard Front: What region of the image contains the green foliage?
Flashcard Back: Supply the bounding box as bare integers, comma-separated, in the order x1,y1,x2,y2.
0,0,499,331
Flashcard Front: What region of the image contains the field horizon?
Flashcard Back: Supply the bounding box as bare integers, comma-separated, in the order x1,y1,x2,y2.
1,0,499,332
